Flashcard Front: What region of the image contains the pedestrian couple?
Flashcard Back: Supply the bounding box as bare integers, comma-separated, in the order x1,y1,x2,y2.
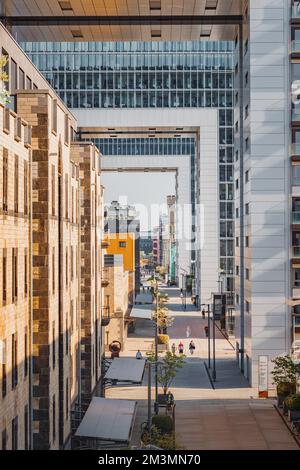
171,340,196,355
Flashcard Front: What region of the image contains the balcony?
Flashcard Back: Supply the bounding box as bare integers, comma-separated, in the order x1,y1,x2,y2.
101,306,110,327
291,40,300,54
292,4,300,19
101,240,110,249
292,285,300,299
292,246,300,258
291,144,300,156
292,108,300,122
101,278,109,287
292,211,300,224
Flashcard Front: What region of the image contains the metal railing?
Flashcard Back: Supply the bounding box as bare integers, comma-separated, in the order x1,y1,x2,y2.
292,211,300,223
292,177,300,186
292,4,300,18
292,108,300,121
292,246,300,258
291,40,300,54
291,144,300,155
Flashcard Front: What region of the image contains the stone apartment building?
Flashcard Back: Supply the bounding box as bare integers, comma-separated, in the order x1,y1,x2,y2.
0,25,104,450
0,101,32,450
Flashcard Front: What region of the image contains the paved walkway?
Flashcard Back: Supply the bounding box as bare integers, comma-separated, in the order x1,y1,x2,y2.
106,288,299,450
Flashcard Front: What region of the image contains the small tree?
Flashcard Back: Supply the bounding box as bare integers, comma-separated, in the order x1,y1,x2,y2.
0,55,10,105
152,306,174,333
271,355,300,388
147,351,185,395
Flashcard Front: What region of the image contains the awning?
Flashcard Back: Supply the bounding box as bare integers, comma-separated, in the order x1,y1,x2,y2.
104,357,146,383
75,397,137,443
129,304,153,320
135,293,153,304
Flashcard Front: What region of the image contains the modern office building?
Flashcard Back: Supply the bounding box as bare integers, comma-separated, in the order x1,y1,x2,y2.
0,0,297,399
22,40,235,305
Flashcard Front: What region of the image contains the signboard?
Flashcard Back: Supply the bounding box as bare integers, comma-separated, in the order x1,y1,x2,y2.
213,294,226,320
258,355,269,398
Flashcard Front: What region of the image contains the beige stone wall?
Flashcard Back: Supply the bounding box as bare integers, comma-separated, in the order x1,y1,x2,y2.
0,104,31,449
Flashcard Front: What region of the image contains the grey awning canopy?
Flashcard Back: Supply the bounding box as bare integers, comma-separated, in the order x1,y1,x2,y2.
75,397,137,443
130,304,153,320
135,293,153,304
104,357,146,383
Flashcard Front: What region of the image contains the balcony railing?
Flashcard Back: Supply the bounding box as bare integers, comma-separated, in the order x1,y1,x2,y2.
292,177,300,186
292,108,300,121
292,246,300,258
292,212,300,223
292,4,300,19
101,306,110,326
291,144,300,155
291,40,300,54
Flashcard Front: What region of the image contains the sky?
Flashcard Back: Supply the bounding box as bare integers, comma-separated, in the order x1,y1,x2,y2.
102,172,175,232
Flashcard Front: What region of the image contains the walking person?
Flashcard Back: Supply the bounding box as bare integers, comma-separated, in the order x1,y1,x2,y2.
178,341,184,354
171,343,176,355
180,292,185,310
189,340,196,355
186,325,191,338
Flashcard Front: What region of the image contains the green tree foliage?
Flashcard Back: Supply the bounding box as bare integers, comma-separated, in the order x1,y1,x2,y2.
271,355,300,387
147,351,185,394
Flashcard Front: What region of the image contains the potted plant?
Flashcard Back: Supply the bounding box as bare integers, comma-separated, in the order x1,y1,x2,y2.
284,394,300,422
158,334,170,352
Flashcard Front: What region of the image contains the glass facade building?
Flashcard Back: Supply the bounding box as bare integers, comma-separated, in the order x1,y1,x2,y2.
22,40,234,296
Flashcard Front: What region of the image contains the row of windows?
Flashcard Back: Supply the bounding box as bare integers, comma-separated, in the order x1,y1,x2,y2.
27,53,233,71
2,149,29,216
2,329,28,401
1,410,29,450
89,138,196,156
55,90,233,109
51,246,79,297
1,248,28,306
44,71,233,91
22,40,234,54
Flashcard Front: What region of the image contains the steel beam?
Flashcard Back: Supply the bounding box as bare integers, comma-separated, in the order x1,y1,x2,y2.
0,15,243,27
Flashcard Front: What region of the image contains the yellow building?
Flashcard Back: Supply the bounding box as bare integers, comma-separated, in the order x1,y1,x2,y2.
104,233,135,303
105,233,135,272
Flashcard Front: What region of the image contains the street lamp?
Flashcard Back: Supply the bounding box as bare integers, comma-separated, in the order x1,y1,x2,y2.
154,276,159,412
201,303,211,369
201,302,216,382
218,269,226,294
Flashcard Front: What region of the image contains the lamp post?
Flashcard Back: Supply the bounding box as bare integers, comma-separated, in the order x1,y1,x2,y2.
154,276,159,411
201,303,211,369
